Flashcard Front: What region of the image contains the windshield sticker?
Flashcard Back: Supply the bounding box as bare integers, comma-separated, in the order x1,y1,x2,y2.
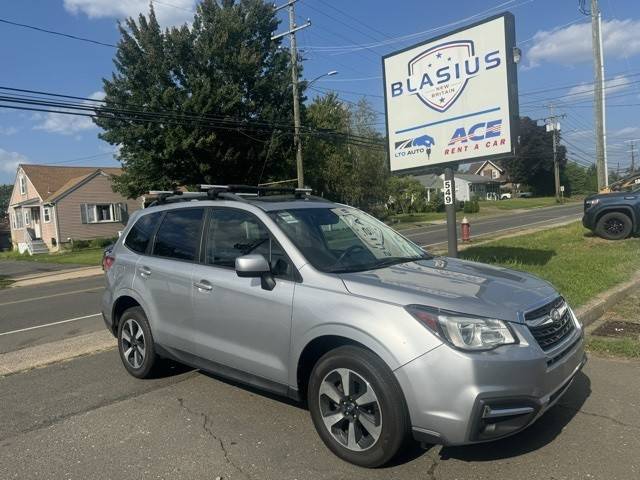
278,212,299,224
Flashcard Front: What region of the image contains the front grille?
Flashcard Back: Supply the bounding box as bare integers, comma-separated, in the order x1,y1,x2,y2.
526,298,576,352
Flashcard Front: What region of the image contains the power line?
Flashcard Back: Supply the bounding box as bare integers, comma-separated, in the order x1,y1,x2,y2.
0,18,116,48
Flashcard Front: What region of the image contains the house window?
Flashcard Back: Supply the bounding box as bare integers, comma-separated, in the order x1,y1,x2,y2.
43,207,51,223
81,203,124,224
492,169,499,179
14,210,24,229
24,209,31,226
19,175,27,195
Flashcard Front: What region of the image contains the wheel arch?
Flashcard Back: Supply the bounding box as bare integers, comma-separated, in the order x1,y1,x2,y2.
110,290,147,335
294,329,399,403
595,205,636,228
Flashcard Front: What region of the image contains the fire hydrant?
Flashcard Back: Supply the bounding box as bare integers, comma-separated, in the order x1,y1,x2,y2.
461,216,471,242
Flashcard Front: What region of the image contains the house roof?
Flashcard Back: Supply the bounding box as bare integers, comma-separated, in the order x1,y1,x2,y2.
473,160,505,175
19,164,122,202
412,173,443,189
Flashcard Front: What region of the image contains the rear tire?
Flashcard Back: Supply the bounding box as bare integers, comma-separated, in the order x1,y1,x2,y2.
595,212,632,240
117,307,159,379
308,345,410,467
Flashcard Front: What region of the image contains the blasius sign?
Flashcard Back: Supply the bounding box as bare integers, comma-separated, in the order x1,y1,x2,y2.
382,13,519,172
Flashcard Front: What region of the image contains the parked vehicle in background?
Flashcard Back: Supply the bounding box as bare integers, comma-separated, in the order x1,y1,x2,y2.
500,193,512,200
517,192,533,198
583,187,640,240
102,186,586,467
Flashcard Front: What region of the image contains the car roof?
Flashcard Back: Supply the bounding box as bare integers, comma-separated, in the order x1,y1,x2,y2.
140,196,338,215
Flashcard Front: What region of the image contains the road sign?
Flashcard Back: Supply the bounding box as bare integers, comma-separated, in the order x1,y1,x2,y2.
443,180,454,205
560,185,565,192
383,13,519,173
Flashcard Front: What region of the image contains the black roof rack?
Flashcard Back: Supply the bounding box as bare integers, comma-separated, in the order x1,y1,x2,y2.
145,184,319,208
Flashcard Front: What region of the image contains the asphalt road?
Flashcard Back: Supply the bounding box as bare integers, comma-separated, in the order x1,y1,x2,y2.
402,202,584,247
0,350,637,479
0,276,105,354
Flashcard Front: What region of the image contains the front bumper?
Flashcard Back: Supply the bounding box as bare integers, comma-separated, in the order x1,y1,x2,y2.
395,323,586,446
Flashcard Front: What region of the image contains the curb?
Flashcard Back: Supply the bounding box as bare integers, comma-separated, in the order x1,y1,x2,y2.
575,272,640,327
10,266,103,288
0,330,116,377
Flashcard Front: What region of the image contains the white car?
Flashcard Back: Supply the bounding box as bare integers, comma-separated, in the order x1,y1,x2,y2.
500,193,512,200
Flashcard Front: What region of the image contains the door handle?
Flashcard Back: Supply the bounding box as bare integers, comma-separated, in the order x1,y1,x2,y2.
139,266,151,278
194,280,213,292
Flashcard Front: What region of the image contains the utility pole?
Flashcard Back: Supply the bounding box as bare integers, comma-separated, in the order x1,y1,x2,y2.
545,106,565,203
582,0,609,189
630,140,636,173
272,1,310,189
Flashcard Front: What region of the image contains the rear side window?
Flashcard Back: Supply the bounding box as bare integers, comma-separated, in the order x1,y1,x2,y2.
124,212,161,254
152,208,204,261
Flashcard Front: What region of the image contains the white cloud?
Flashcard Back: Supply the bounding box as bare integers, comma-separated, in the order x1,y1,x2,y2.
565,74,633,102
0,148,27,174
526,19,640,67
34,91,104,136
63,0,195,27
0,126,18,136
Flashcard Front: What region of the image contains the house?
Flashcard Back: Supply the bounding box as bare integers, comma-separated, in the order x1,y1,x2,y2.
412,173,443,201
8,164,141,254
466,159,507,182
410,172,501,202
447,173,502,201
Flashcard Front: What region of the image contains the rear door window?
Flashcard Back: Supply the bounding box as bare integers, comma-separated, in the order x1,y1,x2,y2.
152,208,204,261
124,212,162,254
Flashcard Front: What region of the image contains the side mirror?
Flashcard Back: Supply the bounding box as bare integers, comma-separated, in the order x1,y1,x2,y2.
235,254,275,290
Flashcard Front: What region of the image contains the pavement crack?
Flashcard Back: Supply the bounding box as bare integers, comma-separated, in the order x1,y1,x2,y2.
557,404,640,430
177,398,250,480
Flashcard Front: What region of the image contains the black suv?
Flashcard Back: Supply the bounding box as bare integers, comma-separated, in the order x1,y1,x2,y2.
582,187,640,239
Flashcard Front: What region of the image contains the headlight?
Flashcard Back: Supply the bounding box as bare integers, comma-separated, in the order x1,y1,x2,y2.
585,198,599,208
405,305,517,351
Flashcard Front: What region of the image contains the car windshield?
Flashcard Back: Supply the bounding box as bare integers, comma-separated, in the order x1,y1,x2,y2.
269,206,430,273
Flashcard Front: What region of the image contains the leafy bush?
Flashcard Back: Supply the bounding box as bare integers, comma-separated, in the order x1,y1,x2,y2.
69,236,118,251
463,198,480,214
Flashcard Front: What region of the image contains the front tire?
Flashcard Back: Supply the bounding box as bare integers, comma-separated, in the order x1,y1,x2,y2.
595,212,632,240
117,306,159,378
308,346,410,467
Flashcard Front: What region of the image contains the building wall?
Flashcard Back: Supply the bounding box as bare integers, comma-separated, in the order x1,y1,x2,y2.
8,168,41,250
56,174,140,243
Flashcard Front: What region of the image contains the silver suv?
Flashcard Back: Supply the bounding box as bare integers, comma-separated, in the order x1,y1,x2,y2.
102,186,586,467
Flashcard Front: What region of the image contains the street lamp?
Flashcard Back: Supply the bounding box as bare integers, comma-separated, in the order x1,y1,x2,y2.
307,70,339,89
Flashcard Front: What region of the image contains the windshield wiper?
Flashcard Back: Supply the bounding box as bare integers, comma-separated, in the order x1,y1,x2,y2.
370,256,426,269
326,255,428,274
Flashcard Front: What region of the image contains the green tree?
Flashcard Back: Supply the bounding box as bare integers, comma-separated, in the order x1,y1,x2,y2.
0,184,11,219
501,117,567,196
96,0,298,197
386,176,425,214
304,94,388,211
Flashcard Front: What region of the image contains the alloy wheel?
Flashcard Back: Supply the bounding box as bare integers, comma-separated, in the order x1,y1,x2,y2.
121,318,146,369
318,368,382,452
604,218,625,234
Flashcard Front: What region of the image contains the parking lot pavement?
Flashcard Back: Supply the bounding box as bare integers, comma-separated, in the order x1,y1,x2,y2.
0,350,638,480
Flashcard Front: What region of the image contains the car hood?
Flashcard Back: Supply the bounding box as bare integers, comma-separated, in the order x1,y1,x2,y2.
339,257,558,322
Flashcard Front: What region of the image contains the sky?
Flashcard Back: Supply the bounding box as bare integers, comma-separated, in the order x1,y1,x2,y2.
1,0,640,185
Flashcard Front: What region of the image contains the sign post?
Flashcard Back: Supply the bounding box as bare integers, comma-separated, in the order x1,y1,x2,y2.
444,168,458,257
382,12,519,256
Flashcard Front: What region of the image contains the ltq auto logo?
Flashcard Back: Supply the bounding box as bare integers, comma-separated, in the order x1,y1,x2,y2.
444,119,506,156
394,134,435,159
389,40,501,113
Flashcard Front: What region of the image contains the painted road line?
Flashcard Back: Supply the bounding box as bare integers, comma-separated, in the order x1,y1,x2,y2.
421,214,582,248
0,313,102,337
0,288,104,307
